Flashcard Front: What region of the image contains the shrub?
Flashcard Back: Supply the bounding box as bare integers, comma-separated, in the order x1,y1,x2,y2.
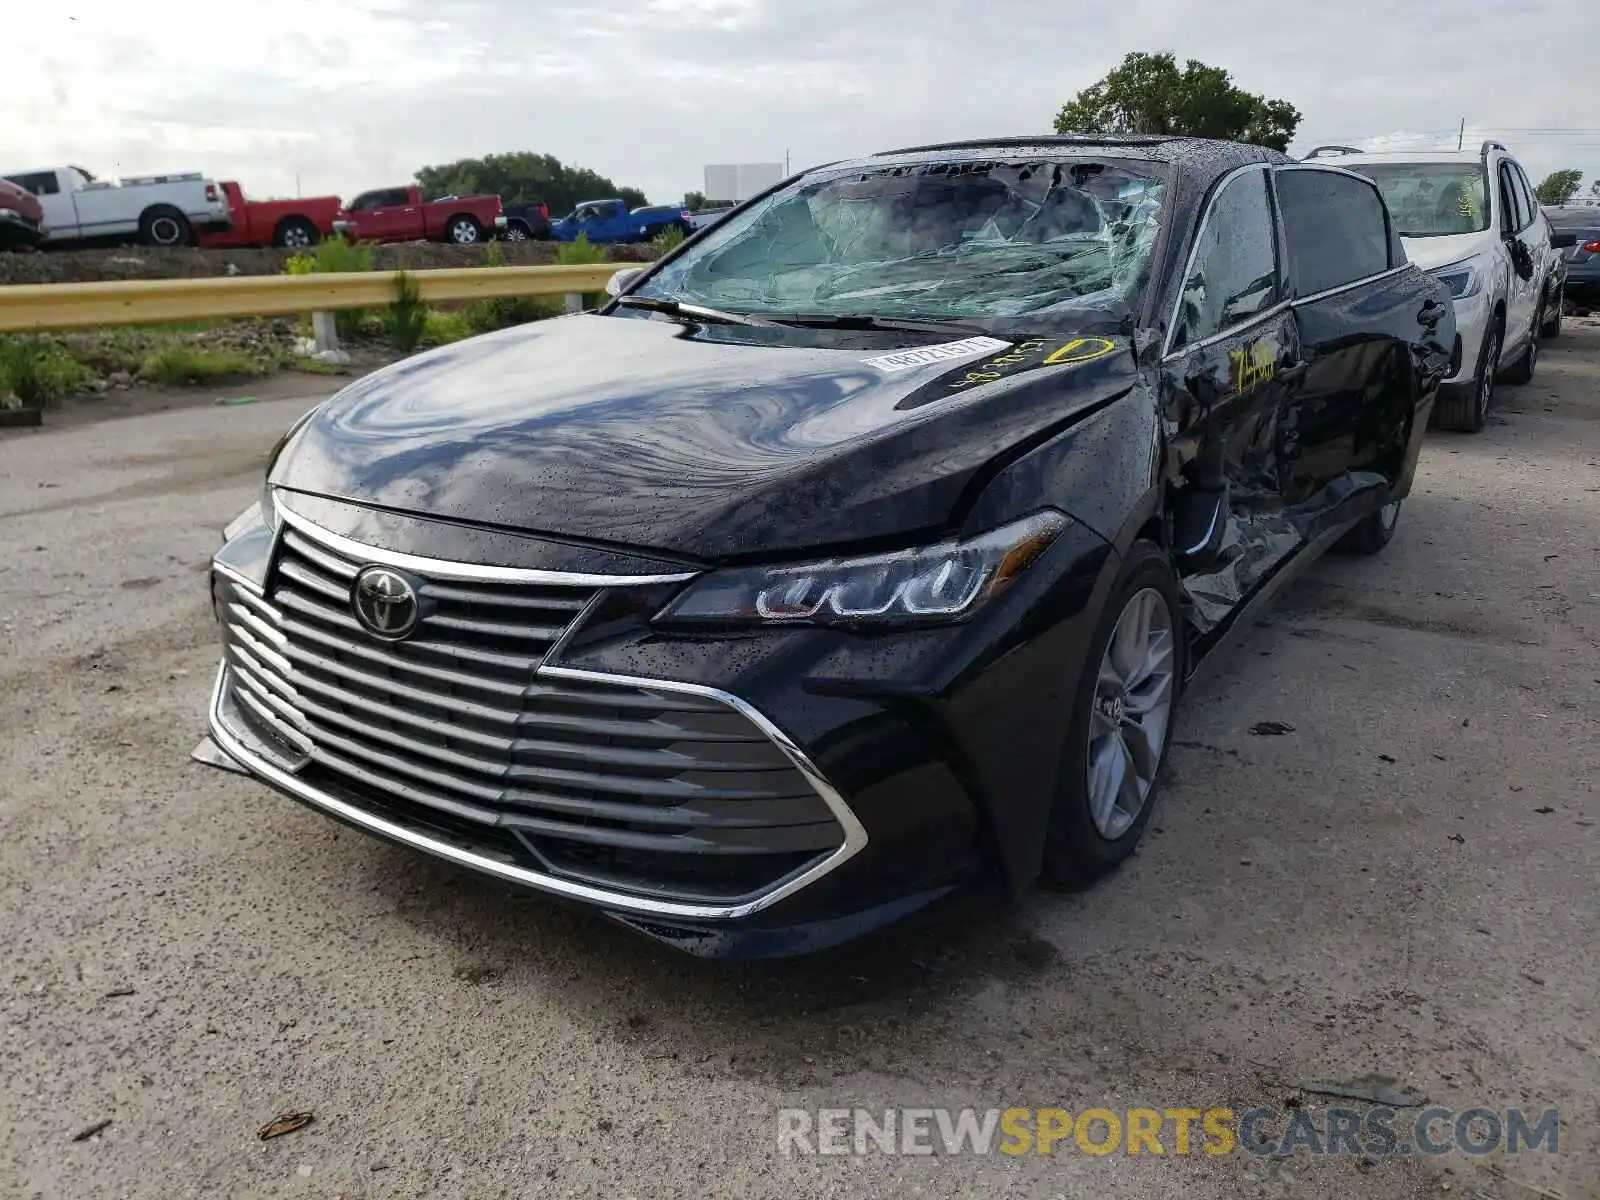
138,345,263,385
652,225,686,254
285,234,375,340
466,294,564,335
0,337,94,406
386,270,428,351
421,310,474,347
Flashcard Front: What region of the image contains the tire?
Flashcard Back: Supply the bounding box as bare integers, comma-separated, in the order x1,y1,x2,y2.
502,222,530,242
1041,542,1182,888
1337,499,1401,556
139,206,193,248
1501,320,1539,385
446,216,481,245
273,218,319,250
1540,291,1563,339
1432,322,1500,433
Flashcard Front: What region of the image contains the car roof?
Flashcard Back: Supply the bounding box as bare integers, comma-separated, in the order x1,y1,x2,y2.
841,134,1292,173
1299,144,1513,167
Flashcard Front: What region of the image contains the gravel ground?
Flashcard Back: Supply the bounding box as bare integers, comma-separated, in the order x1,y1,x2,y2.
1,326,1596,1199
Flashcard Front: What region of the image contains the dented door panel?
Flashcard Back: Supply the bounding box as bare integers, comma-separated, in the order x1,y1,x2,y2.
1162,308,1302,635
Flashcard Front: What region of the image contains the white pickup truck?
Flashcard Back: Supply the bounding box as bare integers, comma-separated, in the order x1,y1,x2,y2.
0,165,232,248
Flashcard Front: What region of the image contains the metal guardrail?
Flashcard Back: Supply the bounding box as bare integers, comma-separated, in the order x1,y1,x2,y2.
0,263,630,336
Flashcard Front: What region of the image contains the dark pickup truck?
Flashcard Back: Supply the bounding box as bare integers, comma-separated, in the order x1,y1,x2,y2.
0,177,46,248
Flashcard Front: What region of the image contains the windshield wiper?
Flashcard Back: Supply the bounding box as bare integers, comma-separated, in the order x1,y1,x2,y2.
763,313,995,338
614,296,782,328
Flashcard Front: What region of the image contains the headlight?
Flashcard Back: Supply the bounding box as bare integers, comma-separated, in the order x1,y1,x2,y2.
655,511,1069,629
220,484,279,544
1431,259,1484,300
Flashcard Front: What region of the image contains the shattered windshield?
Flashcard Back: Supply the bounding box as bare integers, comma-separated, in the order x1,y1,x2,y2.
1346,164,1490,237
630,159,1167,321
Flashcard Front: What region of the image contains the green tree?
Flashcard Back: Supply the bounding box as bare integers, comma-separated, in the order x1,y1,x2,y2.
1591,178,1600,197
1053,52,1301,152
682,190,708,211
414,153,649,217
1533,170,1583,205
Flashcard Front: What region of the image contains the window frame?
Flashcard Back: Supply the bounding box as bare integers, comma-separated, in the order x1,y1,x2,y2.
5,171,60,197
1161,162,1287,359
1498,161,1532,234
1270,163,1410,305
1511,163,1539,233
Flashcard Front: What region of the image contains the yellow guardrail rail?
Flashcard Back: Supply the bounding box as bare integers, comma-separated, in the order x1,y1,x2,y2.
0,263,632,334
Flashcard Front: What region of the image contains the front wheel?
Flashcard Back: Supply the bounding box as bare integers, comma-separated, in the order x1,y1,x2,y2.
1337,499,1401,555
1433,325,1499,433
446,216,481,244
274,218,318,249
1540,291,1563,338
502,222,530,242
1041,542,1182,887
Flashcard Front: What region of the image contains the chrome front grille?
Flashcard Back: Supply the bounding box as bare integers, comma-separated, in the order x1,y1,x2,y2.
212,519,849,907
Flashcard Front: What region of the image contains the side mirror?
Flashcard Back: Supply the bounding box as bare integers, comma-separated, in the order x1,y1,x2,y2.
605,267,644,298
1550,232,1578,250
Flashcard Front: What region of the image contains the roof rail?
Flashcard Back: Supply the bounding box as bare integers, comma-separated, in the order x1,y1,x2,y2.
1480,140,1508,157
1301,145,1363,160
120,172,204,186
874,133,1176,156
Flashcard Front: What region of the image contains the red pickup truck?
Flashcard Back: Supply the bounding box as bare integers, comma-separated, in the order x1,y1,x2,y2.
332,186,505,245
198,181,343,249
0,177,47,248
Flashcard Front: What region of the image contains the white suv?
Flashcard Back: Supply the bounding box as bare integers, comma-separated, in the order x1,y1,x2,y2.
1301,142,1567,433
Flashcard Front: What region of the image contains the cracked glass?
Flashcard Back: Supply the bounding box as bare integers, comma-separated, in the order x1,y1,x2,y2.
633,159,1167,321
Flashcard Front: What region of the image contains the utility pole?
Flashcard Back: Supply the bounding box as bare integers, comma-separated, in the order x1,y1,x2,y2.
1457,119,1465,151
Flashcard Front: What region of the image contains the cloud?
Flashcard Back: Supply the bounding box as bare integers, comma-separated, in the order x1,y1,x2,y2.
4,0,1597,204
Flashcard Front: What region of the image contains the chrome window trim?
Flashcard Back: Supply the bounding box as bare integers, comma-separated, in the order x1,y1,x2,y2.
1289,263,1412,308
203,659,870,922
1161,162,1277,360
1161,300,1291,362
277,508,698,588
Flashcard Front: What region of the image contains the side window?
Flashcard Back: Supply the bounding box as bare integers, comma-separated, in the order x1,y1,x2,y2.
1171,168,1279,350
1275,167,1391,296
1499,164,1529,233
6,172,60,196
349,192,379,211
382,189,411,207
1513,165,1539,233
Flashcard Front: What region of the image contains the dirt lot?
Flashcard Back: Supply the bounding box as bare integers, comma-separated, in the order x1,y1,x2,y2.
1,327,1595,1199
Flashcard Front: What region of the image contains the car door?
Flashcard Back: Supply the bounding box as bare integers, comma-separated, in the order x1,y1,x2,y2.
1497,161,1539,351
1160,163,1304,620
1274,164,1443,529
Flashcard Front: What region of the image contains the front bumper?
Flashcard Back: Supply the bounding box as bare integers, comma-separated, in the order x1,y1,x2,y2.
1443,287,1491,386
194,500,1116,956
0,208,45,243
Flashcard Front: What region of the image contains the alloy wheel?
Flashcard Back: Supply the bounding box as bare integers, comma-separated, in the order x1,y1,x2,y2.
452,222,478,244
1477,331,1500,422
1087,587,1177,839
283,227,312,249
505,225,528,242
151,217,181,245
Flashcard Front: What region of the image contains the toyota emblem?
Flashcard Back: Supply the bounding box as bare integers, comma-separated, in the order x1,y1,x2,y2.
351,566,421,640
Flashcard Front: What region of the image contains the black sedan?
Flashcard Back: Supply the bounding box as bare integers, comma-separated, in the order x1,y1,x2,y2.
195,135,1456,958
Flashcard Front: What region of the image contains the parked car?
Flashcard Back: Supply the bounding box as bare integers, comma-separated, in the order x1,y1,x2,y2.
1305,141,1567,433
0,177,46,248
686,206,734,233
331,186,505,245
1543,204,1600,312
501,201,550,241
196,135,1454,959
548,198,692,244
198,182,343,250
1,164,231,248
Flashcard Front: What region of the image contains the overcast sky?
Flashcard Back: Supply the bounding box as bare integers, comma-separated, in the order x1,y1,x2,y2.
6,0,1600,206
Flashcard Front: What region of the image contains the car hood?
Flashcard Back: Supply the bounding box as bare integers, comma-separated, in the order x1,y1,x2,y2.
272,314,1137,562
1401,232,1494,273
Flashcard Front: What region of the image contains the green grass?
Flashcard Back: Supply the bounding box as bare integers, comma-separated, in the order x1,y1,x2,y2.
0,337,94,407
138,345,268,386
421,310,474,347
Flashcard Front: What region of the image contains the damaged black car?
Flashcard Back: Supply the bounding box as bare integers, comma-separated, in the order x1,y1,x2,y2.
195,135,1455,958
